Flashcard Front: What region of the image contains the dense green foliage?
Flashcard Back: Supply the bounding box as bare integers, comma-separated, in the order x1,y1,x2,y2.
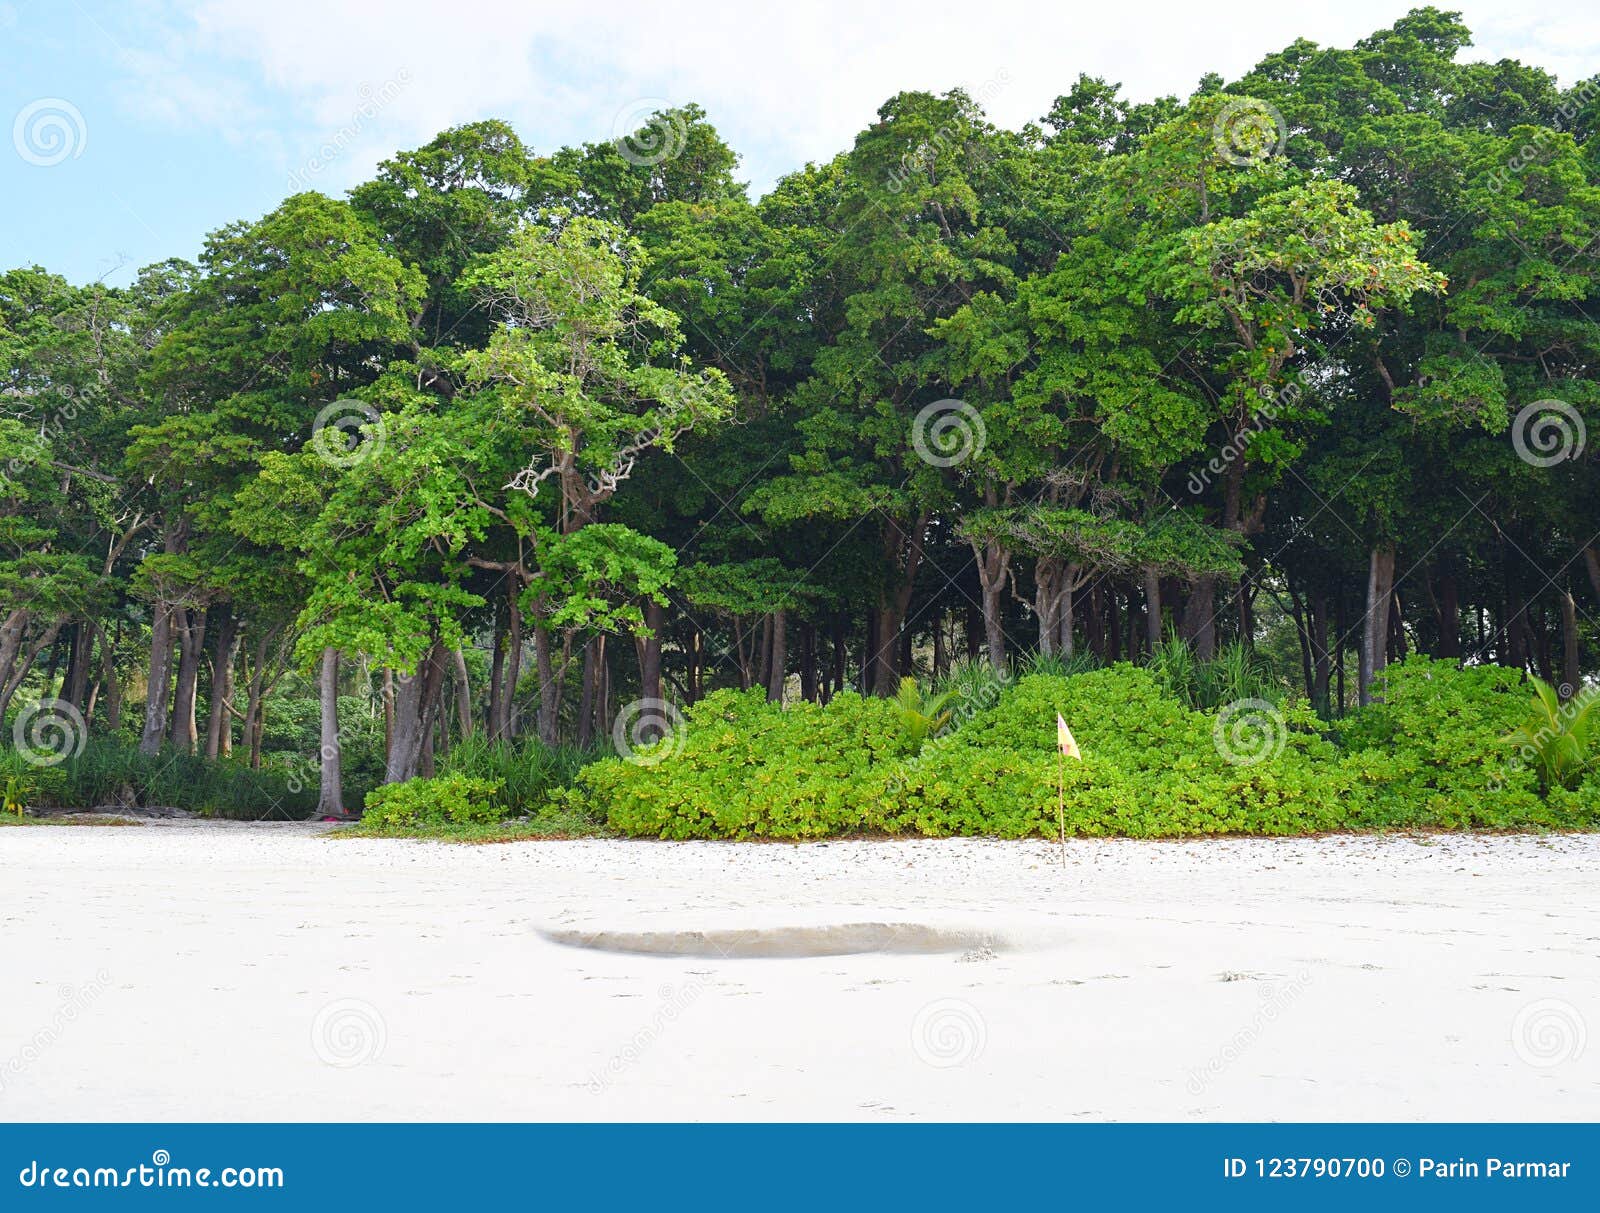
4,10,1598,835
564,658,1598,839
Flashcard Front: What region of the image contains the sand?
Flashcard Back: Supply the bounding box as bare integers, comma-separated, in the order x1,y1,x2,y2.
0,823,1594,1121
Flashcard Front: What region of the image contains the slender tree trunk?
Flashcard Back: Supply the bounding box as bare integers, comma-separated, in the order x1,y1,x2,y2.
831,611,847,700
63,622,92,713
1360,543,1396,705
451,647,473,740
930,611,946,680
168,606,207,752
140,602,176,756
488,595,507,741
386,669,426,784
204,610,240,760
970,535,1010,675
244,631,271,769
576,640,598,748
317,646,344,816
767,608,787,704
641,598,664,706
502,590,523,738
1560,588,1581,699
93,620,122,734
1435,572,1461,658
799,619,818,702
1180,577,1217,659
1309,593,1331,712
535,624,558,746
1143,566,1163,652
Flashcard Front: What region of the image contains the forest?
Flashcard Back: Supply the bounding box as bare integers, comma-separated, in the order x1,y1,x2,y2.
3,7,1599,834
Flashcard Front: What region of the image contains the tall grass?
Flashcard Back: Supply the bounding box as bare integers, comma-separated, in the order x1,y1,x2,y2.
1148,630,1284,709
1,739,317,819
435,734,606,816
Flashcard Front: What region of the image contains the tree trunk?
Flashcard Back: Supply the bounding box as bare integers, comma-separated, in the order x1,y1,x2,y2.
503,588,524,739
799,619,818,702
451,647,473,740
204,610,240,760
970,535,1010,675
576,639,598,748
317,646,345,816
488,595,508,741
63,622,92,714
536,624,558,746
139,602,176,756
767,608,787,704
92,620,122,734
831,611,847,700
168,606,207,752
1309,593,1331,713
1143,565,1163,652
1560,588,1581,699
1360,544,1396,705
1180,577,1217,660
641,598,664,706
1435,572,1461,658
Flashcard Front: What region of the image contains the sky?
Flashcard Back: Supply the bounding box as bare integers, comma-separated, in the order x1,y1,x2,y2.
4,0,1599,286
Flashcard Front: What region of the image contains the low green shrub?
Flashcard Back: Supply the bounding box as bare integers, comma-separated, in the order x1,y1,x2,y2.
562,688,917,838
360,772,505,829
572,659,1600,840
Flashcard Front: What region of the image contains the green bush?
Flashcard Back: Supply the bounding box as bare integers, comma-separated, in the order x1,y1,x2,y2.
360,772,505,829
564,688,917,838
572,659,1600,840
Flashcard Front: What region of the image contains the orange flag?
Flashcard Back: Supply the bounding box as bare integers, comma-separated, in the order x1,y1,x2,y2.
1056,713,1081,760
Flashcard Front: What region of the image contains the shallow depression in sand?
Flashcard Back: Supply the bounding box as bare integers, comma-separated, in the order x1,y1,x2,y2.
538,921,1007,958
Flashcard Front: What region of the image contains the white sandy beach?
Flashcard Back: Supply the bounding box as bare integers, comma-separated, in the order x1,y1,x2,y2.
0,824,1594,1121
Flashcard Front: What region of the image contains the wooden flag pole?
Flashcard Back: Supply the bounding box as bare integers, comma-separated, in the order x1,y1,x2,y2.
1056,747,1066,867
1054,713,1080,868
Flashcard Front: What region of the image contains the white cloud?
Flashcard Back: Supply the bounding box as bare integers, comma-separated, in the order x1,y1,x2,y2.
115,0,1600,195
